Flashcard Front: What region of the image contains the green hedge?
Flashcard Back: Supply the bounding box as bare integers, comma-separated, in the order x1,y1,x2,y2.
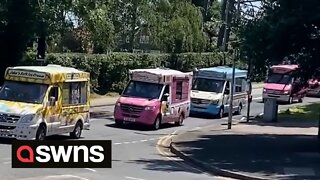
21,52,247,93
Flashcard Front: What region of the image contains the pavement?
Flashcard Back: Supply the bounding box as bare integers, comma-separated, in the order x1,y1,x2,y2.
170,110,320,180
0,85,319,180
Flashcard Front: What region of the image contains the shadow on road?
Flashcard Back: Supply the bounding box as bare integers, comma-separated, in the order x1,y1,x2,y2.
105,122,178,132
127,158,203,174
173,133,320,179
90,110,113,119
0,138,13,144
0,135,85,144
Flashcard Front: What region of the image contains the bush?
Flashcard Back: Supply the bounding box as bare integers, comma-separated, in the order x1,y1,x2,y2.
21,52,246,93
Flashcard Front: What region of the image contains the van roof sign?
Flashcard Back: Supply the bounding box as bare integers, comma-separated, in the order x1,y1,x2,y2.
7,69,47,79
196,66,247,79
131,71,162,83
129,68,192,84
5,65,90,84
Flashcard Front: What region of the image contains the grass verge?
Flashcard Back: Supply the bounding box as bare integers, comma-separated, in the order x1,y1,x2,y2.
279,103,320,121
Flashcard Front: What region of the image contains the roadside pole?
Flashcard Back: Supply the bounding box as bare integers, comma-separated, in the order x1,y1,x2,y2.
228,49,236,129
318,109,320,139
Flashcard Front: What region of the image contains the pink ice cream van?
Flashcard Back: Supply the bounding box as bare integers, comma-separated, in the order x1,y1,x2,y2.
262,64,306,104
114,68,193,130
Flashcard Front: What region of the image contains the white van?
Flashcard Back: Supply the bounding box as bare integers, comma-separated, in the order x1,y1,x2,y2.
190,66,250,118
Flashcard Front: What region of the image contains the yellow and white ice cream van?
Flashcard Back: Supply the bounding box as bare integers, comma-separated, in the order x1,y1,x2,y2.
0,64,90,140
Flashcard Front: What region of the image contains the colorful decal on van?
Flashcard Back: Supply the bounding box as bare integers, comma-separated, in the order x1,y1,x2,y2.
0,100,43,115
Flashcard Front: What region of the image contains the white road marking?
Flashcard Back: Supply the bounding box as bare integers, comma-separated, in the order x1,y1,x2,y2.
252,96,262,100
191,127,201,131
44,174,89,180
156,135,206,174
113,138,159,145
84,168,97,172
90,117,114,122
283,167,315,176
125,176,145,180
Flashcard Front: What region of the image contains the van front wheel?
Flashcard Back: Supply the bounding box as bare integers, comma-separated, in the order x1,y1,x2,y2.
70,121,82,139
153,116,161,130
218,107,224,119
36,124,46,141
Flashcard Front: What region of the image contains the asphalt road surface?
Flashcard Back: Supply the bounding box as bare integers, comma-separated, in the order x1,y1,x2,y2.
0,88,319,180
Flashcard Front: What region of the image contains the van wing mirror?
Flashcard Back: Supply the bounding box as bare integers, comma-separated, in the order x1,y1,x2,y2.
224,88,230,95
162,93,169,101
47,96,56,106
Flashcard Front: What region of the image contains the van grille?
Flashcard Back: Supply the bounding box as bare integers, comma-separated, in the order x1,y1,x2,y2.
120,104,144,114
0,113,20,124
0,125,15,130
191,98,211,105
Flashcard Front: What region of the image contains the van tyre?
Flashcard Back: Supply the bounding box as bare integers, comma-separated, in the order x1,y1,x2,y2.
70,121,82,139
153,116,161,130
235,104,242,115
218,107,224,119
36,124,46,141
298,98,303,103
115,119,123,127
175,114,184,126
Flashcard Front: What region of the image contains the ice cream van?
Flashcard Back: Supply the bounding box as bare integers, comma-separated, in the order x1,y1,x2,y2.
262,64,306,103
0,64,90,140
114,68,193,130
190,66,250,118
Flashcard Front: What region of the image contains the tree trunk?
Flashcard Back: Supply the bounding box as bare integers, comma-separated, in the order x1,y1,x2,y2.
217,0,235,54
217,0,227,48
129,3,138,53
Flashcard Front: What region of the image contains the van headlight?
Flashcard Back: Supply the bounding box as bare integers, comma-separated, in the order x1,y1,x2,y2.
19,114,35,124
145,106,156,111
211,100,219,105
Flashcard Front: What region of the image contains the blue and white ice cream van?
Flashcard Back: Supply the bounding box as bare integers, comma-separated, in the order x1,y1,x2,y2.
190,66,250,118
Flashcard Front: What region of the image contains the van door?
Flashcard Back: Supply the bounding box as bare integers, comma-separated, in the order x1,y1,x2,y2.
45,86,62,135
61,81,89,130
160,85,174,122
233,77,246,111
222,81,231,112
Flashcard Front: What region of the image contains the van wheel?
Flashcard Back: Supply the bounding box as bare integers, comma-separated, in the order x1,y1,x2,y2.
36,124,46,141
153,116,161,130
235,104,242,115
175,114,184,126
218,107,224,119
115,119,123,127
70,121,82,139
298,98,303,103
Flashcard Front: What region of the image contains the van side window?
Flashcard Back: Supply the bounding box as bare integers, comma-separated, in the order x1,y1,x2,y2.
62,82,87,106
48,86,58,102
235,78,245,93
176,81,183,100
161,85,170,101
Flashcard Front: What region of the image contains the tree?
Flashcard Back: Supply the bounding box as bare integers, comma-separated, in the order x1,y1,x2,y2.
240,0,320,81
0,0,38,84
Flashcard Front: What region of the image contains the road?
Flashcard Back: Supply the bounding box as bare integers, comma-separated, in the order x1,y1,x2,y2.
0,88,319,180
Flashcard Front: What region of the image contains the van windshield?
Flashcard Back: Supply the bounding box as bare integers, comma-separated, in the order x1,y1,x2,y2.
267,74,293,84
122,80,164,100
0,81,48,104
192,78,225,93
